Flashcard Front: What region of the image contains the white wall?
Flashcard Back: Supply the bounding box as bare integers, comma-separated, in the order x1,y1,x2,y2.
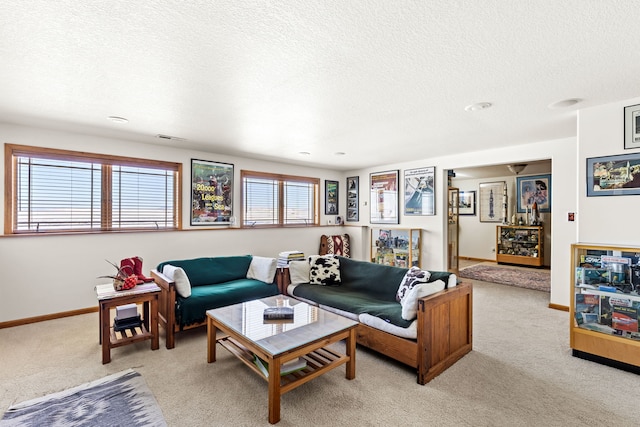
452,174,551,266
1,122,580,322
578,96,640,245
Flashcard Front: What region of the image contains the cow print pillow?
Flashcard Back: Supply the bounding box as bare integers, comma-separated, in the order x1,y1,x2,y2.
396,266,431,302
309,255,341,286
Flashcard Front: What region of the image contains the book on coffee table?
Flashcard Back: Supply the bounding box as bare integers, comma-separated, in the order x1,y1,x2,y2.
253,355,307,377
263,306,294,320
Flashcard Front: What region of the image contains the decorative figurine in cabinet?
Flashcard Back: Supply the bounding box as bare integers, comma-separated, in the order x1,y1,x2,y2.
370,228,421,268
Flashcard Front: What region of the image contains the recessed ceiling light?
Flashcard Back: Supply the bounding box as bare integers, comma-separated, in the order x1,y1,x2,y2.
464,102,492,112
334,152,346,156
548,98,581,109
299,151,311,155
107,116,128,123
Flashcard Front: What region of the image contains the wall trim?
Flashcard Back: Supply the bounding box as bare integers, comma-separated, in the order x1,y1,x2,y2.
0,306,97,329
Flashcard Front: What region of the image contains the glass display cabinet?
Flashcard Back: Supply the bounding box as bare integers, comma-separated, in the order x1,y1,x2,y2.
370,228,421,268
570,243,640,371
496,225,543,267
448,187,459,274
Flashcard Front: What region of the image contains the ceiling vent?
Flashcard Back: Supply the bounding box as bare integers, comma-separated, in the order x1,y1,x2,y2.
156,134,186,141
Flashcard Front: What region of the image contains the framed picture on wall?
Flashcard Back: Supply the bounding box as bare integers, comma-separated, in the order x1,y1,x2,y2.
370,170,399,224
586,153,640,196
624,103,640,149
478,181,504,223
516,174,551,212
346,176,359,221
458,190,476,215
403,166,435,216
325,180,339,214
190,159,233,225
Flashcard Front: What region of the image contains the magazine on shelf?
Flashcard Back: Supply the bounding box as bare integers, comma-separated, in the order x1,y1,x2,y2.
574,294,600,325
612,305,639,332
253,355,307,377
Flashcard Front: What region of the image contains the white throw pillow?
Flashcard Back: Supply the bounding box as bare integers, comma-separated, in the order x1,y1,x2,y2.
289,260,311,285
396,266,431,302
400,279,445,321
246,256,277,283
162,264,192,298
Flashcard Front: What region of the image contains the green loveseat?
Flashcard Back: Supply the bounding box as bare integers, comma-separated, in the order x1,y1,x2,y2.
151,255,279,349
286,256,473,384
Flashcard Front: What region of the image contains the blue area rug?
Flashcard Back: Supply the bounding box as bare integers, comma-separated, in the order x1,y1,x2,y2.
1,369,166,427
459,263,550,292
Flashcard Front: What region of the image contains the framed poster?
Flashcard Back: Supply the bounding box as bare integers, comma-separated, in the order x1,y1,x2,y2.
586,153,640,196
458,190,476,216
346,176,359,222
479,181,504,223
190,159,234,225
403,166,435,216
624,103,640,150
370,170,399,224
325,180,339,214
516,174,551,212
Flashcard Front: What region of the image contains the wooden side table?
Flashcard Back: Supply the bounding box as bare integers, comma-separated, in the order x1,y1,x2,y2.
275,267,291,295
96,283,161,364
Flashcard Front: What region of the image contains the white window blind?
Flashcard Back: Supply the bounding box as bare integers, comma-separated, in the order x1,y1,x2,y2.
16,157,102,231
8,145,180,233
242,171,318,227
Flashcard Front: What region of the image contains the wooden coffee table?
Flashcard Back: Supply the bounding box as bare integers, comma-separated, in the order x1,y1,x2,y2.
206,295,358,424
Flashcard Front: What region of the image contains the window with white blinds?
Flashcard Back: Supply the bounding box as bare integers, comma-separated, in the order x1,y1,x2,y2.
5,144,181,234
241,170,318,227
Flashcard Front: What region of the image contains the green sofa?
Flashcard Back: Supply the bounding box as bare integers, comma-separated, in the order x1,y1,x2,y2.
151,255,279,349
286,256,473,384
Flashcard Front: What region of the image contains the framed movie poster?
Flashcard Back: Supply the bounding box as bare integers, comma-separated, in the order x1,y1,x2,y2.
403,166,435,216
479,181,504,223
624,103,640,150
346,176,359,222
370,170,399,224
325,180,339,214
190,159,233,225
458,190,476,216
586,153,640,196
516,174,551,213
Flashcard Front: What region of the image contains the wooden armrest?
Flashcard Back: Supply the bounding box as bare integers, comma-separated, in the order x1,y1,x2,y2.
150,269,177,349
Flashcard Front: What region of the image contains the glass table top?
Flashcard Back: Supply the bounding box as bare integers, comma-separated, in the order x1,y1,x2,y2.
207,295,358,356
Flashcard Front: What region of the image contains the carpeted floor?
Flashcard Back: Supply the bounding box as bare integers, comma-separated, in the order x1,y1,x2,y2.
2,280,640,426
459,262,550,292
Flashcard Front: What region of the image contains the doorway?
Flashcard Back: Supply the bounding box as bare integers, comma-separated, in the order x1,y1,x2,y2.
448,160,552,273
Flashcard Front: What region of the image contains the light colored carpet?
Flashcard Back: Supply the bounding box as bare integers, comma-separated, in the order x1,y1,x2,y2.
460,262,551,292
1,280,639,426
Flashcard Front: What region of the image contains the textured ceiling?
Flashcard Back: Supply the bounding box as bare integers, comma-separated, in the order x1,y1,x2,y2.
0,1,638,170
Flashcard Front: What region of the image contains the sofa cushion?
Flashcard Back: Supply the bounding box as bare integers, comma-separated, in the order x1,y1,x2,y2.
162,264,192,298
309,255,341,286
289,260,311,285
292,284,412,328
400,279,446,321
157,255,252,287
336,256,407,301
246,256,277,283
396,267,431,302
176,278,279,326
